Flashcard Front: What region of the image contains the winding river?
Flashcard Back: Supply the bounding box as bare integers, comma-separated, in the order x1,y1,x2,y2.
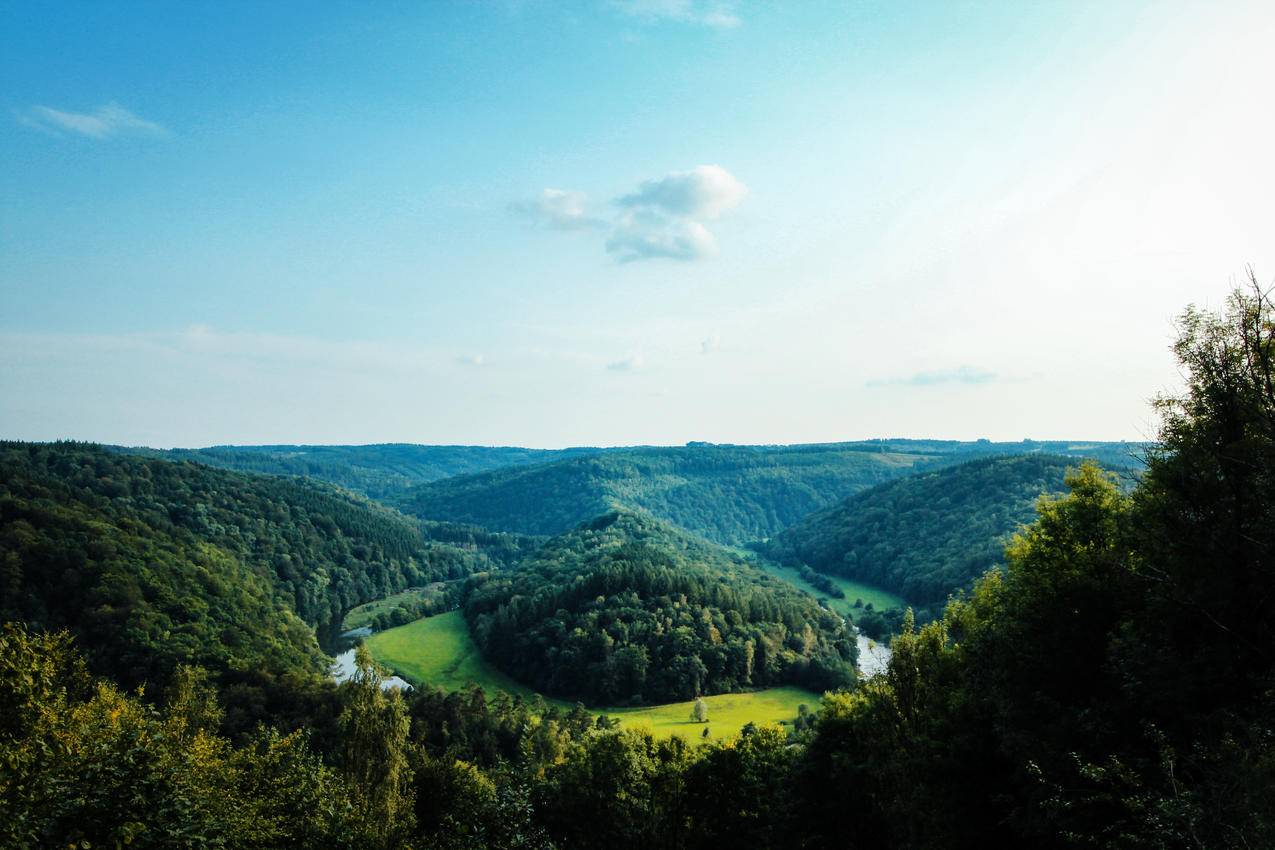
329,627,412,691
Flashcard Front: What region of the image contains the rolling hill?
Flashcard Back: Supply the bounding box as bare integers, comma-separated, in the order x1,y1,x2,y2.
394,443,942,544
463,509,858,704
0,441,498,688
762,453,1127,613
111,442,609,501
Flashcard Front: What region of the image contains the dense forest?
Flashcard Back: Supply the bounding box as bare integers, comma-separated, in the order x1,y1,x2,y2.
464,510,857,704
395,443,941,544
0,444,500,688
764,453,1136,615
2,285,1272,848
114,443,608,501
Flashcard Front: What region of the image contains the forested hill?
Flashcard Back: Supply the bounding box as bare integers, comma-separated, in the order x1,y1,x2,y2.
395,443,939,544
0,442,497,688
113,443,608,501
763,453,1128,612
464,509,857,705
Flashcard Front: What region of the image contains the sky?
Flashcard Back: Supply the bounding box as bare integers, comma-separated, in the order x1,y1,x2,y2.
2,0,1273,449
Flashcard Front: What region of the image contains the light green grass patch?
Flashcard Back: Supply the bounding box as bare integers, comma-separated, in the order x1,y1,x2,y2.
342,585,445,630
603,686,817,742
363,611,820,742
755,560,905,618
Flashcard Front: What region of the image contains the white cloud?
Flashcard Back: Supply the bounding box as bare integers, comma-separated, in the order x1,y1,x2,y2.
701,332,721,354
17,102,167,139
607,352,645,371
518,164,746,263
456,353,485,366
617,164,747,220
606,209,717,262
511,188,603,230
611,0,740,29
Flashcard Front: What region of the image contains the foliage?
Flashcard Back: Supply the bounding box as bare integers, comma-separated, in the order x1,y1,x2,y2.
464,510,857,704
788,281,1275,849
0,442,494,688
764,453,1131,615
0,622,366,849
338,645,414,848
114,442,605,502
342,583,455,632
396,443,939,544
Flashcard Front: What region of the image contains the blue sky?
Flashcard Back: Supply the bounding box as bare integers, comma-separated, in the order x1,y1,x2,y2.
2,0,1273,447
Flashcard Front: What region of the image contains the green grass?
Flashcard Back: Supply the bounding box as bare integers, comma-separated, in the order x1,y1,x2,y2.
755,560,906,618
363,611,819,742
342,585,446,630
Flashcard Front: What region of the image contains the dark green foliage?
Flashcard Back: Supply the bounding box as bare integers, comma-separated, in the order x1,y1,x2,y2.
790,283,1275,849
796,564,845,598
466,510,857,704
765,453,1132,613
397,443,943,544
0,442,493,688
114,442,607,501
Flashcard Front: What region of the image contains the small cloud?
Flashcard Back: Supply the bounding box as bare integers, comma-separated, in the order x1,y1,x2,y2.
606,209,717,263
510,188,604,230
617,164,747,220
17,102,167,139
611,0,740,28
518,164,745,263
607,353,645,372
866,365,998,388
456,353,485,367
701,333,721,354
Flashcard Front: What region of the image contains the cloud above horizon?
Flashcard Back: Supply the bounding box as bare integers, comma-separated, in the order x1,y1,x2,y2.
510,188,604,230
610,0,740,29
17,102,166,139
866,365,998,388
517,165,746,263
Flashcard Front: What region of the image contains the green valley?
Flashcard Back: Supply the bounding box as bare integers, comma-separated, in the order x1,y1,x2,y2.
364,611,819,742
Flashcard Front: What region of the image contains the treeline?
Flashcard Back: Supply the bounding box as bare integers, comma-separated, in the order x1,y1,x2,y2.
115,443,604,501
0,443,495,688
796,564,844,598
765,453,1129,616
465,511,857,704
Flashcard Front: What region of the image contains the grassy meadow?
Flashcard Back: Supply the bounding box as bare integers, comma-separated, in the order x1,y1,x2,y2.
755,560,906,617
363,611,820,741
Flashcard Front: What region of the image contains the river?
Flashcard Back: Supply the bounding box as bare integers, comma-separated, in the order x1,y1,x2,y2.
329,627,412,691
856,632,892,677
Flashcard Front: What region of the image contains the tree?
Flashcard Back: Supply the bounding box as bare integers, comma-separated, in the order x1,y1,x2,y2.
691,697,708,724
339,644,414,848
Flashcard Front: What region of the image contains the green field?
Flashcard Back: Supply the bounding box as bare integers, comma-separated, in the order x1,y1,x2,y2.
342,585,446,630
755,560,906,618
363,611,819,741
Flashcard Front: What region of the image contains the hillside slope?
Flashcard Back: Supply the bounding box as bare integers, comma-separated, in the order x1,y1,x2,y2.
0,442,496,687
763,454,1118,612
464,509,858,704
396,444,938,543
